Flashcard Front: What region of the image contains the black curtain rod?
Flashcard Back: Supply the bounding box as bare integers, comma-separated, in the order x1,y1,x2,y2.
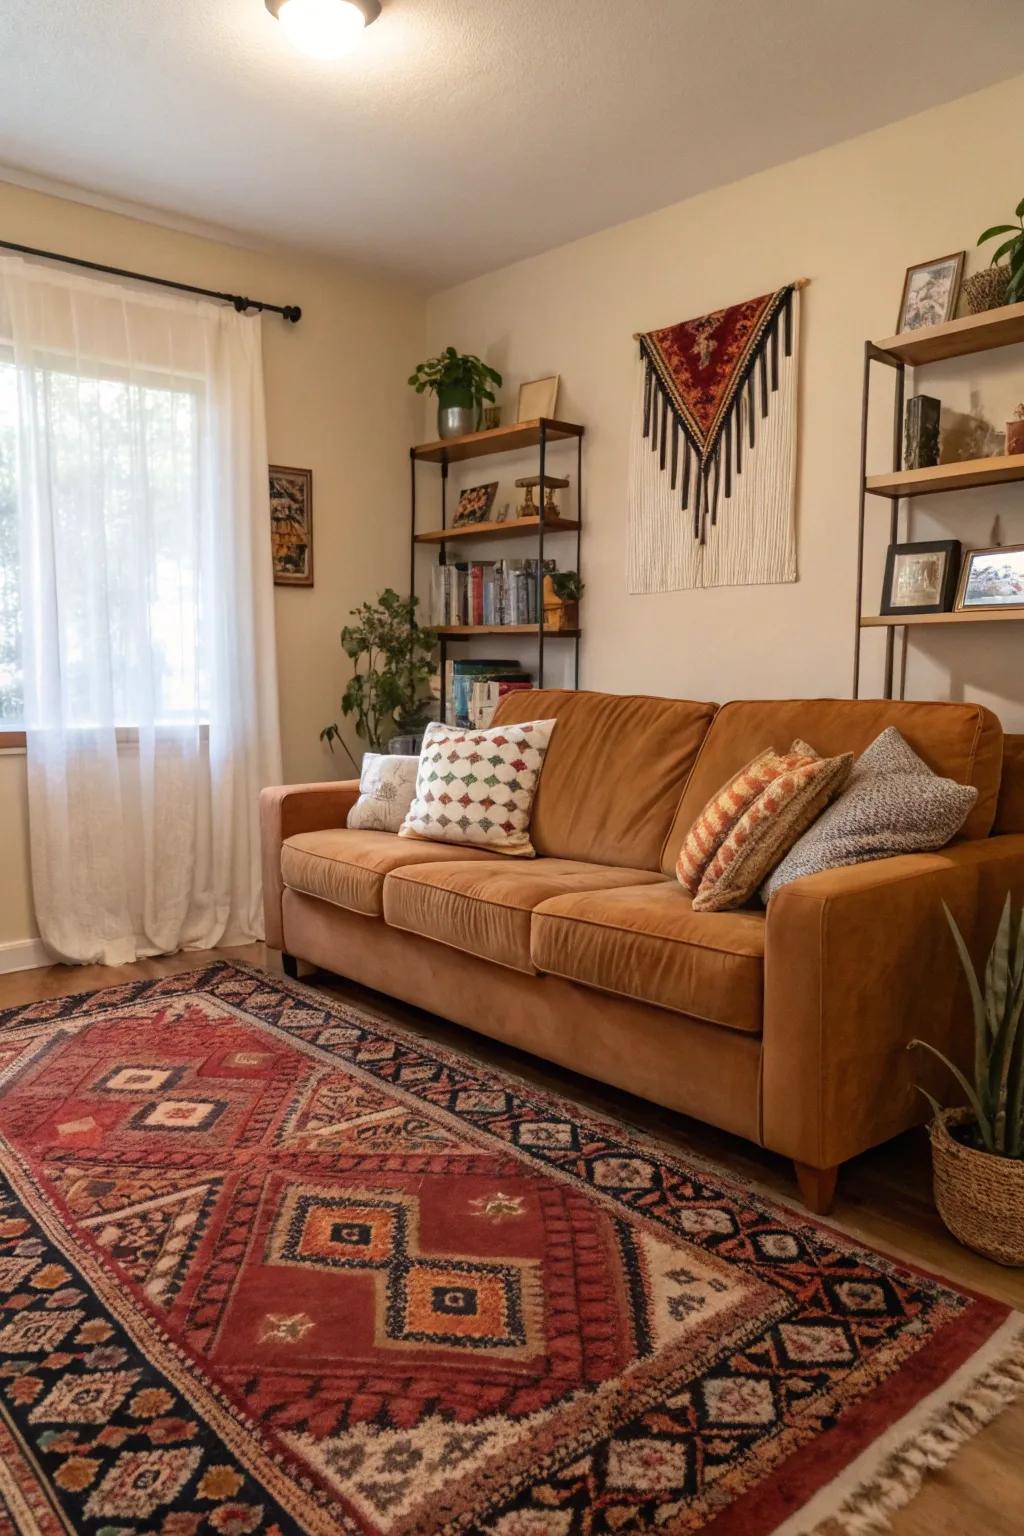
0,238,302,322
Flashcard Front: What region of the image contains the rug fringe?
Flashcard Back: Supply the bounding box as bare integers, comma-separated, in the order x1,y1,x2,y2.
808,1329,1024,1535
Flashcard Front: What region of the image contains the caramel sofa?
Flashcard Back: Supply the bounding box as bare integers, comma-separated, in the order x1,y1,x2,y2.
261,690,1024,1213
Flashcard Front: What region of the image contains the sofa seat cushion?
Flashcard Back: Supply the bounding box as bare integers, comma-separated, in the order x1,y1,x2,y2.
383,859,666,973
281,829,496,918
530,883,765,1033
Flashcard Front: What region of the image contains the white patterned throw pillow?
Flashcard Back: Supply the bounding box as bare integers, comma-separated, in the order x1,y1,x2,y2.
761,726,978,900
346,754,419,834
398,719,557,856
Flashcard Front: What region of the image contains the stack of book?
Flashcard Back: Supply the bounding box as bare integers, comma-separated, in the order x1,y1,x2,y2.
432,558,556,627
436,659,533,727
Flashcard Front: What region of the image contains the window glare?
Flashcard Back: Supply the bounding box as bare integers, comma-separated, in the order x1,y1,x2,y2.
0,360,205,729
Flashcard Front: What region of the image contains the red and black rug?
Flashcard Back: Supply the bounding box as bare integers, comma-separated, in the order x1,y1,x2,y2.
0,962,1020,1535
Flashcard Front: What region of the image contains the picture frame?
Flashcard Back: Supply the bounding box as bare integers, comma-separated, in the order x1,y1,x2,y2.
881,540,961,616
452,481,499,527
269,465,313,587
896,252,964,334
955,544,1024,612
516,375,560,423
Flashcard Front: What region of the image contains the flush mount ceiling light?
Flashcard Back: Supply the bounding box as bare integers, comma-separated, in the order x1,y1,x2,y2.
265,0,381,59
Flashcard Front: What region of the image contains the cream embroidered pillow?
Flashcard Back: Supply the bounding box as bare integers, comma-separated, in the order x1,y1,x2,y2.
693,748,853,912
346,753,419,834
398,719,557,857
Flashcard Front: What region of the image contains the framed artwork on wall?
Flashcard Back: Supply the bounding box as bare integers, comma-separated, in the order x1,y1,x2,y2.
955,544,1024,611
270,465,313,587
880,540,961,616
896,253,964,333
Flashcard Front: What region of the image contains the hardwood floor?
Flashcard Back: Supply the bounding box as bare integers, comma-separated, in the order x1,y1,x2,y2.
2,944,1022,1535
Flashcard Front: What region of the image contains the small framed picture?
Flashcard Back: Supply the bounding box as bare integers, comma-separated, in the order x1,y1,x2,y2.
453,481,499,527
517,375,560,423
881,540,961,616
896,253,964,333
269,465,313,587
956,544,1024,611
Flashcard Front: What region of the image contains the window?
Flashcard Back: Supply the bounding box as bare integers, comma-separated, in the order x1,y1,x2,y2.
0,357,204,730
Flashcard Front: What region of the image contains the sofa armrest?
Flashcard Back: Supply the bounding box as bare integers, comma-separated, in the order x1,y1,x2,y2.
762,834,1024,1169
260,781,360,949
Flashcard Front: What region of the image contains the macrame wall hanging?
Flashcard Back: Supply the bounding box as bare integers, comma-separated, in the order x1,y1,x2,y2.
627,280,804,594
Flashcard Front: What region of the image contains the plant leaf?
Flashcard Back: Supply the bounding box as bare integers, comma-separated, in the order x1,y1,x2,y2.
985,893,1012,1038
1016,196,1024,219
909,1036,994,1149
977,224,1019,244
990,236,1022,267
943,901,993,1123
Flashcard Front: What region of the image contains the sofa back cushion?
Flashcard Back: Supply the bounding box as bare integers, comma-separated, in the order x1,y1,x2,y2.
995,733,1024,834
491,688,716,869
662,698,1003,871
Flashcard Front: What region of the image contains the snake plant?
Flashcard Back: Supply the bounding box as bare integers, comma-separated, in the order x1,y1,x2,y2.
910,896,1024,1157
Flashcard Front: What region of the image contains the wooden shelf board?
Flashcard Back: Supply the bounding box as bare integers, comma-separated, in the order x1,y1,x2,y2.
412,418,584,464
874,299,1024,365
861,609,1024,628
434,625,581,638
414,515,579,545
866,454,1024,499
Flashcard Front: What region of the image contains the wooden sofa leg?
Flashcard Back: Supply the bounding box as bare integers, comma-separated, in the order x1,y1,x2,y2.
793,1161,839,1215
281,952,300,979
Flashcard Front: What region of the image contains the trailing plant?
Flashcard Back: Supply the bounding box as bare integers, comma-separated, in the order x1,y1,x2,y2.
408,348,502,405
549,571,585,602
320,589,435,766
909,895,1024,1158
976,198,1024,305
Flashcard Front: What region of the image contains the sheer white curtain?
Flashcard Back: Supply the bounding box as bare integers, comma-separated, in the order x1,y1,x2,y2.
0,255,282,964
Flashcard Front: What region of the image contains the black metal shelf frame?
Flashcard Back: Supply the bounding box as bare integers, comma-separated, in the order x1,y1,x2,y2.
410,424,584,724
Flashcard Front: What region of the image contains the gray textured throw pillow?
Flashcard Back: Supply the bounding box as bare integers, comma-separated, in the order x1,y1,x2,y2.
761,726,978,901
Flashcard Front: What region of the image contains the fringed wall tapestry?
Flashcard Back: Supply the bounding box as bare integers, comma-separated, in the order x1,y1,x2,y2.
627,281,802,593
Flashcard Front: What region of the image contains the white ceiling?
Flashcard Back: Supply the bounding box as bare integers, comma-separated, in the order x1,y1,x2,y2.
3,1,1024,291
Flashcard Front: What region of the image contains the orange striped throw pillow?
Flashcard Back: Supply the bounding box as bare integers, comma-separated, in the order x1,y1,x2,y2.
692,749,854,913
676,746,813,894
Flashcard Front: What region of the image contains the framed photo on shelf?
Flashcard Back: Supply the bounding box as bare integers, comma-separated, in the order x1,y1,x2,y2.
896,252,964,333
880,539,960,616
955,544,1024,612
452,481,499,527
517,375,560,422
269,465,313,587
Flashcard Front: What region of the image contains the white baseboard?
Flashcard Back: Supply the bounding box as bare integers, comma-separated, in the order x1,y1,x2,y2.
0,938,52,975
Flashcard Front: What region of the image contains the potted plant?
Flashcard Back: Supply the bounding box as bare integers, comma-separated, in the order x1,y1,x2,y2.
543,570,584,631
909,895,1024,1265
409,348,502,440
321,589,435,769
1007,402,1024,457
963,199,1024,314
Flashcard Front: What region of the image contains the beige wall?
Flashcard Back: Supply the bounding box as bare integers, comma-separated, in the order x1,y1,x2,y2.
425,74,1024,727
0,180,425,949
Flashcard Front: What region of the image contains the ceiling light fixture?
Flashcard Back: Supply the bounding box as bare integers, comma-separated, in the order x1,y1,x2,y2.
265,0,381,59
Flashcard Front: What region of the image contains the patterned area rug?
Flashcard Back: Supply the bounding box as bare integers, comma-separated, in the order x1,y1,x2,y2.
0,962,1021,1536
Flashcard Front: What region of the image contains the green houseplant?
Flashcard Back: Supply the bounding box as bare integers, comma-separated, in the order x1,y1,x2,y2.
321,589,435,769
963,198,1024,313
910,895,1024,1264
542,570,584,632
409,348,502,440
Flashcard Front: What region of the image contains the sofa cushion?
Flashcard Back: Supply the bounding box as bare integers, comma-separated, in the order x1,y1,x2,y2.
530,883,765,1033
995,733,1024,835
383,859,666,973
491,688,716,870
281,830,496,918
661,699,1003,870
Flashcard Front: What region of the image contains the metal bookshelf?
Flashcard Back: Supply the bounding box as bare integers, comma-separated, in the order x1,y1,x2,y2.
853,299,1024,697
410,416,585,722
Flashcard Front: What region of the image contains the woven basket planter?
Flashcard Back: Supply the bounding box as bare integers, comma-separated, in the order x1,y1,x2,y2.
962,266,1011,315
929,1108,1024,1266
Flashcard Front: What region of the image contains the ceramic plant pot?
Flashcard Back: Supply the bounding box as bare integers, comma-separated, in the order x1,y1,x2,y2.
437,387,479,439
929,1107,1024,1266
1006,419,1024,456
962,266,1011,315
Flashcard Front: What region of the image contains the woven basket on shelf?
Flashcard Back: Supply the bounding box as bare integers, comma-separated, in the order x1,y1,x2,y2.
929,1107,1024,1266
961,266,1011,314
